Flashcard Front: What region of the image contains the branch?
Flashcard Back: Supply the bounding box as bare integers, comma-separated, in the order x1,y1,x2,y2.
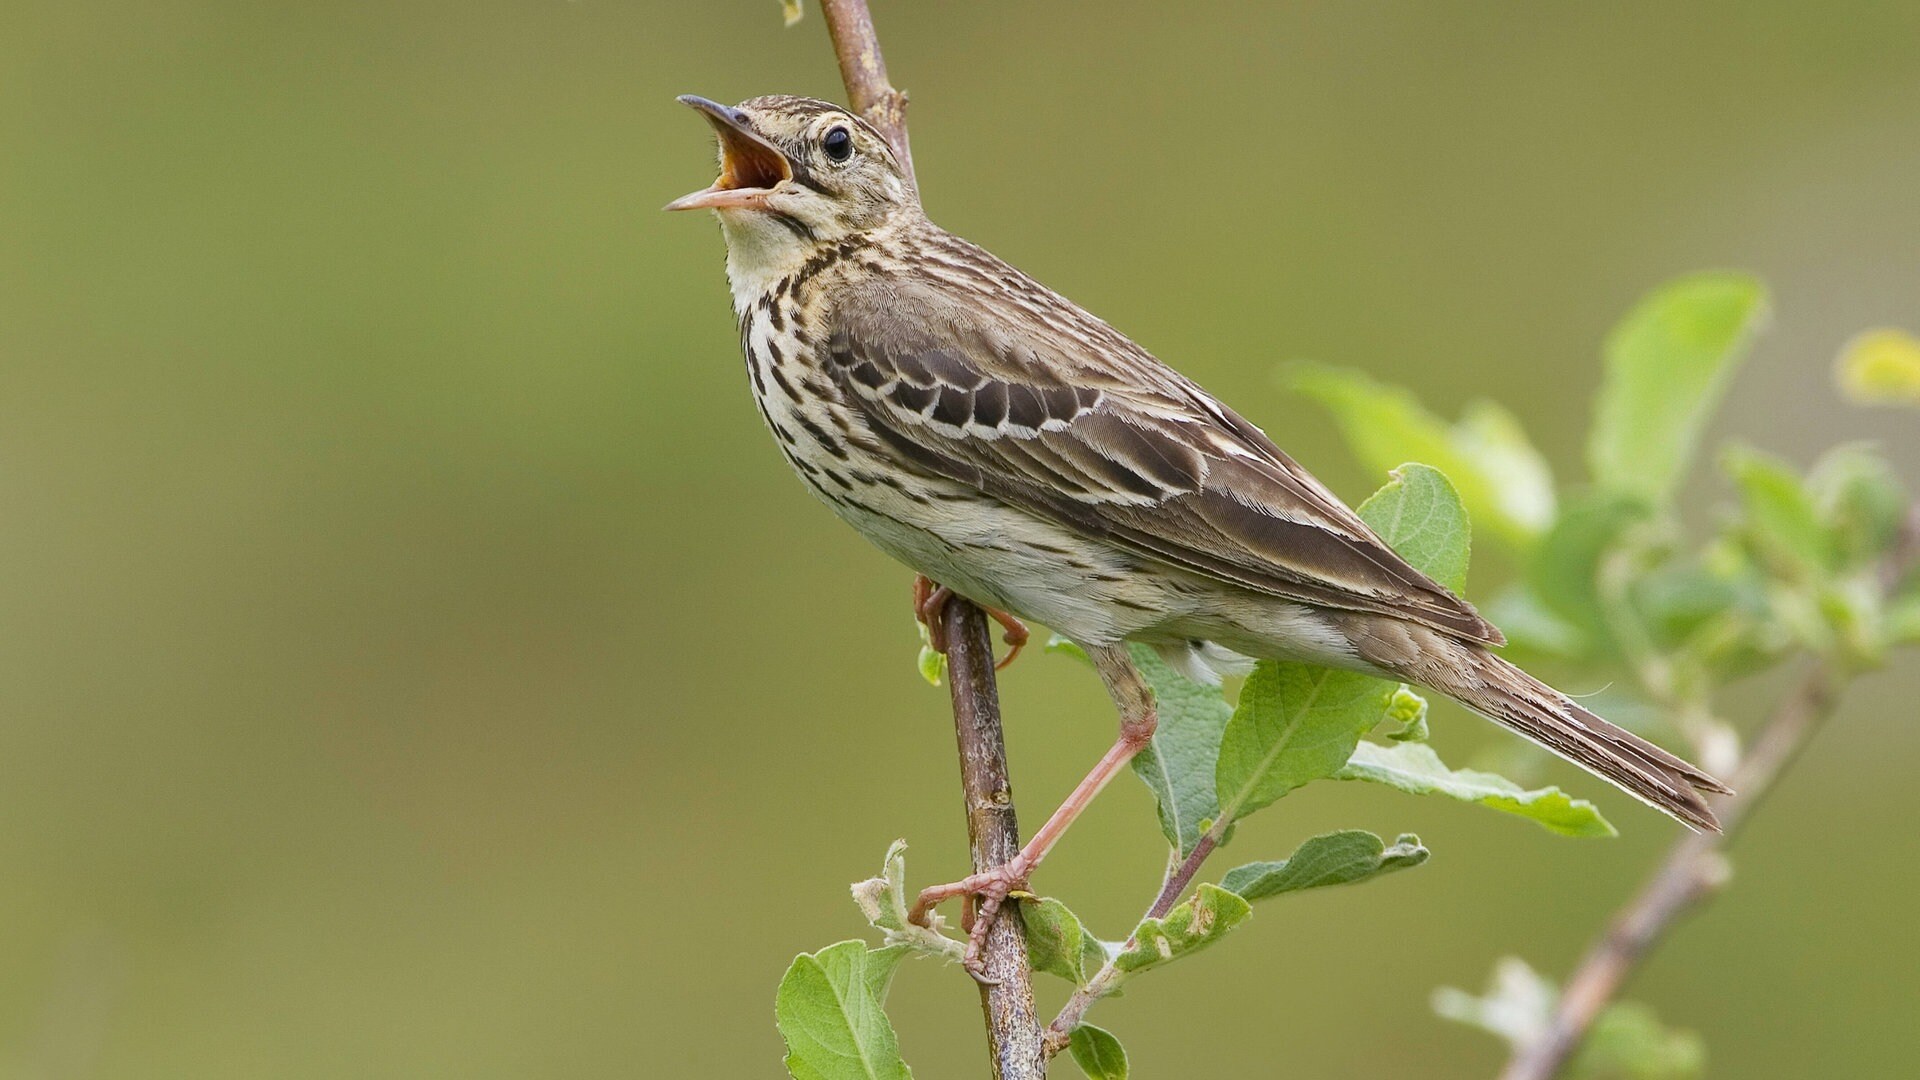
1500,509,1920,1080
942,599,1046,1078
811,5,1043,1076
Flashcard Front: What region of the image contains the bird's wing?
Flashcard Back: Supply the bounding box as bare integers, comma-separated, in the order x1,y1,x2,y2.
825,273,1503,646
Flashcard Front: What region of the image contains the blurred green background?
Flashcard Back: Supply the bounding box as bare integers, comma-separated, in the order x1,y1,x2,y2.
3,1,1917,1076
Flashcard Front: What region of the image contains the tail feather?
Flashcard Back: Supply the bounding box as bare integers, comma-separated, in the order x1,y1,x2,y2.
1437,648,1730,833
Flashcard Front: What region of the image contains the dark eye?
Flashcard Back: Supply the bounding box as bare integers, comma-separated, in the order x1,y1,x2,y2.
822,126,853,163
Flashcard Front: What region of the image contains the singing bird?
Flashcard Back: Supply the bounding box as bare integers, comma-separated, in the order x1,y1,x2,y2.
667,94,1729,967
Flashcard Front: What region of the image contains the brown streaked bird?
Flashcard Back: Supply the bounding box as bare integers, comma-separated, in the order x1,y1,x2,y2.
667,94,1730,971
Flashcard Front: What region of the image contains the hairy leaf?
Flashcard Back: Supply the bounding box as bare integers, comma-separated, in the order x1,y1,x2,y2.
1214,662,1395,825
1836,327,1920,408
1357,463,1472,593
1127,644,1233,855
776,941,912,1080
1021,896,1104,985
1067,1024,1129,1079
1338,740,1617,837
1589,271,1769,505
1287,363,1554,545
1221,830,1429,901
1113,884,1252,975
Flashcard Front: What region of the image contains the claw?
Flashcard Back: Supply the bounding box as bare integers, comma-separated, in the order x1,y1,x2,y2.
912,575,1029,670
908,859,1031,976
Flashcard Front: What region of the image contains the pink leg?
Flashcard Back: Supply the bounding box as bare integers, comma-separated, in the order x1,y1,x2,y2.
910,643,1155,978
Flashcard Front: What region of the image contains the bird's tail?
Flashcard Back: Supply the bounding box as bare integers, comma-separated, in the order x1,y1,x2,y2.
1418,646,1732,832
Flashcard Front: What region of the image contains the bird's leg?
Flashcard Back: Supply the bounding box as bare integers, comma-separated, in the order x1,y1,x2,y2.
912,574,1031,670
910,643,1155,979
912,575,951,653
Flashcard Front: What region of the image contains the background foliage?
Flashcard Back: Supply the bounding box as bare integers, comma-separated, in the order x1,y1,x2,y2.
2,1,1917,1076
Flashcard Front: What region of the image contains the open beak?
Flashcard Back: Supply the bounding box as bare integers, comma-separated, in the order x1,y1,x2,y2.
664,95,794,212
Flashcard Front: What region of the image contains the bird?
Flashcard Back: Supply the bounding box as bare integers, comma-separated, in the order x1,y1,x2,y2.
666,93,1730,970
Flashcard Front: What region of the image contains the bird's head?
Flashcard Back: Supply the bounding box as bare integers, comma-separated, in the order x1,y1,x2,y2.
666,94,919,263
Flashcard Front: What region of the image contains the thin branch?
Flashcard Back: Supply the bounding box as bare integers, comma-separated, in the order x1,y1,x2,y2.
1501,509,1920,1080
1046,830,1222,1050
811,5,1042,1076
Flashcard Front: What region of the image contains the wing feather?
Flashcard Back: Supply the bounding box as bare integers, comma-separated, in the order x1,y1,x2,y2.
825,268,1503,646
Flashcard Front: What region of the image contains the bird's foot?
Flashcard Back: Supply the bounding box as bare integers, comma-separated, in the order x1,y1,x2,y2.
907,857,1032,983
912,575,1030,671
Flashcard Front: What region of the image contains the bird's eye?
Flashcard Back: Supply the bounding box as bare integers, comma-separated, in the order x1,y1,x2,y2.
822,126,853,163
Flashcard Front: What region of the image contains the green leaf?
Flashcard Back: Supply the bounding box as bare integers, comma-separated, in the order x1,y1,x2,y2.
914,621,946,686
1581,1001,1707,1080
1889,592,1920,646
1808,444,1911,567
1221,829,1429,901
1385,685,1430,742
776,941,913,1080
1021,896,1099,985
1214,662,1396,825
1127,644,1233,855
1836,327,1920,408
1482,585,1591,660
1356,463,1472,593
1287,363,1555,545
1067,1024,1129,1080
1724,445,1836,576
1337,740,1617,837
1527,491,1654,650
1112,884,1252,975
1588,271,1769,505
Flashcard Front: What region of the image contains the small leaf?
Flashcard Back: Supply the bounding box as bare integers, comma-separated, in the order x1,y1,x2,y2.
1724,445,1835,576
1588,271,1769,505
915,621,946,686
1385,685,1431,742
1481,585,1591,660
1808,444,1911,566
1836,327,1920,408
1581,1001,1707,1079
1221,829,1429,901
1112,884,1252,975
1287,364,1555,545
850,841,966,962
1432,956,1557,1048
780,0,805,28
1214,662,1396,825
1356,463,1472,594
1021,896,1094,984
1338,740,1617,837
1067,1024,1129,1079
1527,492,1654,651
776,941,913,1080
1128,644,1232,855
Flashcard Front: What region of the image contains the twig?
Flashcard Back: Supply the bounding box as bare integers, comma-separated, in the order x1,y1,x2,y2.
1500,510,1920,1080
1046,830,1222,1050
810,5,1044,1076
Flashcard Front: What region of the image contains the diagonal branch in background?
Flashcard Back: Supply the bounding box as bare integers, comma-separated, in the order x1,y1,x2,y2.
814,4,1044,1077
1500,508,1920,1080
